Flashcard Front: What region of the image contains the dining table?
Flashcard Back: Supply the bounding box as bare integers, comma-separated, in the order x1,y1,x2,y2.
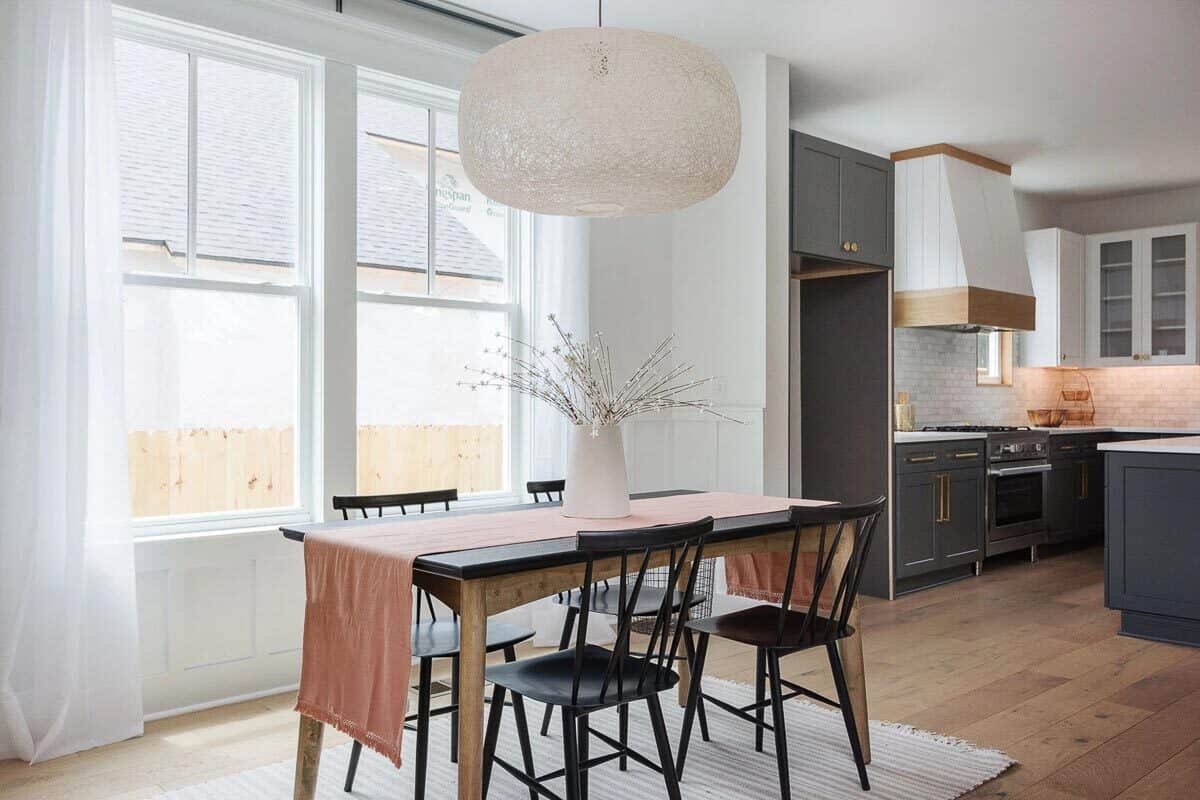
282,489,872,800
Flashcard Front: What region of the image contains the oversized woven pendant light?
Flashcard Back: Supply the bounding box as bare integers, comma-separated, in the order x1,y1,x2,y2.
458,1,741,217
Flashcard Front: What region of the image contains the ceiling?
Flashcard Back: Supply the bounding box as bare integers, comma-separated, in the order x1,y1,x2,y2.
451,0,1200,201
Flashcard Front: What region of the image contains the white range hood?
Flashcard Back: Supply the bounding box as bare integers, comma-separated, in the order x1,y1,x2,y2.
892,145,1035,331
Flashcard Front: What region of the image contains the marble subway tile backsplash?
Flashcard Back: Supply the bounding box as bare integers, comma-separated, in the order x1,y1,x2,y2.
894,328,1200,428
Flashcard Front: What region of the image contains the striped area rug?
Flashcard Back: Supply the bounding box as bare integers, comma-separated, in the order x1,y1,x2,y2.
153,679,1013,799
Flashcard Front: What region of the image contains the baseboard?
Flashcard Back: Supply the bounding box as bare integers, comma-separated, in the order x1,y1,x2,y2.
144,682,300,722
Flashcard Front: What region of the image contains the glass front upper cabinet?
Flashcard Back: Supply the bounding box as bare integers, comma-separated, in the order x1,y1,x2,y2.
1086,224,1197,366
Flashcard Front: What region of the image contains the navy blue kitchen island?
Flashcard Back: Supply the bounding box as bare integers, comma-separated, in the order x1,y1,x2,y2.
1100,435,1200,647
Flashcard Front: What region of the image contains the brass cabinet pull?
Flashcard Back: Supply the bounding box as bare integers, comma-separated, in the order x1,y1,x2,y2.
952,451,980,459
944,474,951,522
842,240,852,252
935,474,951,523
908,454,937,463
1133,354,1142,361
1058,444,1077,451
850,241,860,253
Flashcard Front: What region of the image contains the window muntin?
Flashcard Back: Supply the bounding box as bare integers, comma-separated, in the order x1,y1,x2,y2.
114,24,314,532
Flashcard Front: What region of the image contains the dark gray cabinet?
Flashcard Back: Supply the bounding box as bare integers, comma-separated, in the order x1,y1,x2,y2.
1106,450,1200,646
791,132,894,268
1045,435,1107,543
894,441,985,580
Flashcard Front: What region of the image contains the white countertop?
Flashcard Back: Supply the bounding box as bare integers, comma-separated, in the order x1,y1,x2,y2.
895,431,988,444
896,426,1200,443
1099,435,1200,454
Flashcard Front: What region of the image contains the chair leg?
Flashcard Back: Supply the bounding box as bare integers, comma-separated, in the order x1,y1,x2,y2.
450,654,460,764
414,657,434,800
577,713,590,800
755,647,766,753
344,740,362,792
683,629,710,742
828,642,871,791
646,695,683,800
505,646,539,800
675,630,710,778
561,708,581,800
541,606,579,736
618,703,628,771
482,682,507,800
766,652,791,800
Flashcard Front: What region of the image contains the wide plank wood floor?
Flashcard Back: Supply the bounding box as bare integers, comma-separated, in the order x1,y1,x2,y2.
3,543,1199,799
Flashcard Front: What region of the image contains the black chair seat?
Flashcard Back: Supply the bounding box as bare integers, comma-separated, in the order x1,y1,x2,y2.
486,643,679,710
686,604,855,651
411,620,534,659
553,584,703,617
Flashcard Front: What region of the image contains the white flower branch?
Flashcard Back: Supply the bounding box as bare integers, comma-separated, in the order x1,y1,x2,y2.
458,314,741,429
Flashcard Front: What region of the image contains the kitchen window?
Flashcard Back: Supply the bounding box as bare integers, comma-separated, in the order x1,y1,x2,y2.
114,19,318,534
355,71,522,501
977,331,1014,386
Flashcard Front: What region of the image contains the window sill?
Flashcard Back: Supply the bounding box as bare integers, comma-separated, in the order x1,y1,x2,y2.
132,493,530,543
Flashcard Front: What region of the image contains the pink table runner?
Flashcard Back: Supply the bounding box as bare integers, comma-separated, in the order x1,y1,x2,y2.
296,491,824,767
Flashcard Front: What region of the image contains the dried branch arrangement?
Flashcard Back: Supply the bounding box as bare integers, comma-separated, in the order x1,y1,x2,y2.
458,314,739,429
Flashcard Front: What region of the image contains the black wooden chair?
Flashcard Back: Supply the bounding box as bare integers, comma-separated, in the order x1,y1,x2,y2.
675,498,886,799
526,478,565,503
332,489,537,800
527,482,710,751
481,516,714,800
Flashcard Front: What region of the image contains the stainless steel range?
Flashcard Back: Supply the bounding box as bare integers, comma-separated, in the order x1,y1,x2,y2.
922,426,1050,559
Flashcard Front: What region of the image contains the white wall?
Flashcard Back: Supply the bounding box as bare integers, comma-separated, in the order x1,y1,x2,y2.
1059,184,1200,234
589,52,791,500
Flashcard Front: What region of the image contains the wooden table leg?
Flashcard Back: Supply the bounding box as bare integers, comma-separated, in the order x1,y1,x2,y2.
676,558,693,707
457,580,487,800
839,606,871,764
829,526,871,765
293,714,324,800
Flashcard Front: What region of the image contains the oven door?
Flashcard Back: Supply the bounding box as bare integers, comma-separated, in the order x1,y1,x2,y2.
988,462,1051,541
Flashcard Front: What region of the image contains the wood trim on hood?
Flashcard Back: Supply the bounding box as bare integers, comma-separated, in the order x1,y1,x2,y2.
894,286,1035,330
890,143,1011,176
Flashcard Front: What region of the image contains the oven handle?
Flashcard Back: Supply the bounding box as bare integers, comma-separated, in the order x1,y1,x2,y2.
988,463,1053,477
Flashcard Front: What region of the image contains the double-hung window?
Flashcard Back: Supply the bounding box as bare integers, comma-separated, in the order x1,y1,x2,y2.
114,15,318,533
355,70,522,502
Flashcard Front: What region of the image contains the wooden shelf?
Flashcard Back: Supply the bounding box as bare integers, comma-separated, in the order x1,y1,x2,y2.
1152,257,1186,265
1102,295,1132,301
1101,328,1133,334
1154,291,1187,298
1101,262,1134,269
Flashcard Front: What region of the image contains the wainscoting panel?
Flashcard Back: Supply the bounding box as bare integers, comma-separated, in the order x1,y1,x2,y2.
136,529,305,717
624,407,764,495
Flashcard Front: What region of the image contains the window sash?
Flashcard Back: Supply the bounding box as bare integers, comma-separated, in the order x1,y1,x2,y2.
115,14,319,536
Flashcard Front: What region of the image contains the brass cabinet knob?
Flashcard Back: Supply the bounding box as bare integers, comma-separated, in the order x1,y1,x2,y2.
842,241,852,252
850,241,860,253
1132,353,1141,360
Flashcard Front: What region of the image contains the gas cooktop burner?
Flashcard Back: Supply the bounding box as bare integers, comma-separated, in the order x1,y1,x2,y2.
922,425,1032,433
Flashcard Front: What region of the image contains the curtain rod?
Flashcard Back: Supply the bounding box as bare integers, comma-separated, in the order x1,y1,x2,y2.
335,0,533,38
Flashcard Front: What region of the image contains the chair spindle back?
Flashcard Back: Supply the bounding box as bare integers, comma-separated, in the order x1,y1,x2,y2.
331,489,459,623
773,498,885,648
526,479,565,504
571,517,713,707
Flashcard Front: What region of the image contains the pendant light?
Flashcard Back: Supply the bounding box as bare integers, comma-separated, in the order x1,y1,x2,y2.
458,1,741,217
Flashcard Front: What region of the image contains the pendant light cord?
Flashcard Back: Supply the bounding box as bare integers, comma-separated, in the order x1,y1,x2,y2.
598,0,602,27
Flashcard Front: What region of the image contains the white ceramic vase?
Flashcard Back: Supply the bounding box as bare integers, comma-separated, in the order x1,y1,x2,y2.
562,424,631,519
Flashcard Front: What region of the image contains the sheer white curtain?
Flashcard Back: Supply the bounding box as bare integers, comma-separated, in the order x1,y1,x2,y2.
0,0,144,762
526,215,613,645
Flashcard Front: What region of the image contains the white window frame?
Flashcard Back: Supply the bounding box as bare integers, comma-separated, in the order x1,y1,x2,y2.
114,10,321,536
355,68,527,508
